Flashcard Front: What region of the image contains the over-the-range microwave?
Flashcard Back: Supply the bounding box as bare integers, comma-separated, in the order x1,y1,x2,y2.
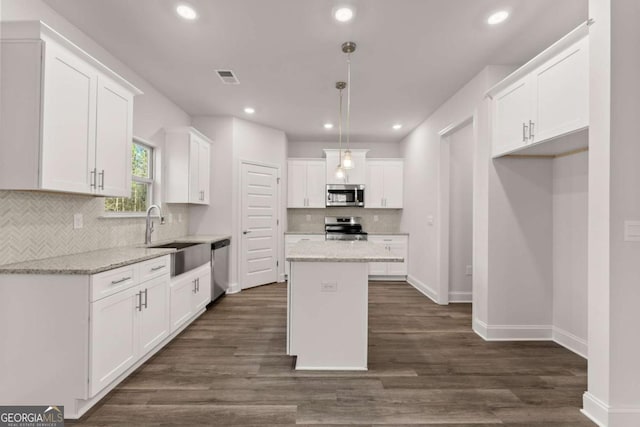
326,184,365,207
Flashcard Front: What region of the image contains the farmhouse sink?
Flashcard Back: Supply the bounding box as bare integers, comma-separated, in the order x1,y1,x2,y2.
148,241,210,277
148,241,201,250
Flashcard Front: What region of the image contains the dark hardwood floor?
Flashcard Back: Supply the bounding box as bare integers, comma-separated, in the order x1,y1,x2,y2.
71,282,594,426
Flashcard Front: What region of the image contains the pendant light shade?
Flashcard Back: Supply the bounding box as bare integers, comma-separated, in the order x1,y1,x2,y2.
343,149,353,169
335,81,347,180
335,164,346,179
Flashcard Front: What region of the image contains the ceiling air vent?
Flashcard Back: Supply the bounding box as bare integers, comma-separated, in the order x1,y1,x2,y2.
216,69,239,85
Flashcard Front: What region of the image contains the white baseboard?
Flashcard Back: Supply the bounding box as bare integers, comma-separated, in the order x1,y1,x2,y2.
278,272,286,283
226,282,241,294
473,318,489,340
582,392,640,427
553,326,587,359
474,322,553,341
369,275,407,282
407,274,438,304
448,291,472,303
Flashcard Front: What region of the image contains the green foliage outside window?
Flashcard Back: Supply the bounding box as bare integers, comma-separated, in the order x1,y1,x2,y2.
104,143,153,213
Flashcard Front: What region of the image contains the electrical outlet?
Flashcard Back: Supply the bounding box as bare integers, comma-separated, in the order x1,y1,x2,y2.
178,214,183,223
321,282,338,292
427,215,434,226
167,213,173,224
373,215,379,222
466,265,473,276
306,214,311,222
73,213,83,229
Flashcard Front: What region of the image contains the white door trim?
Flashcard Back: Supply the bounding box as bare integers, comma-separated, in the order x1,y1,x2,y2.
437,115,474,306
238,159,281,290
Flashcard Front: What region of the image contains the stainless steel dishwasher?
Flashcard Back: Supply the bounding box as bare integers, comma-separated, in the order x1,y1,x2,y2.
211,239,230,302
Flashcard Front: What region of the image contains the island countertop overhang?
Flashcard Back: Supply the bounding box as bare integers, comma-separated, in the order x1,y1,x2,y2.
286,240,404,263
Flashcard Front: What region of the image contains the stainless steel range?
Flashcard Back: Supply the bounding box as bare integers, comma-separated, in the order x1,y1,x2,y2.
324,216,368,241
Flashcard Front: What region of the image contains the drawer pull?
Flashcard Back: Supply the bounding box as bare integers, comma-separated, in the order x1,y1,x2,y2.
383,239,392,241
150,265,165,271
110,276,132,285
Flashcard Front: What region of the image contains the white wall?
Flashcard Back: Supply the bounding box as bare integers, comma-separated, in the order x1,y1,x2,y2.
552,150,588,356
288,141,401,158
448,123,474,302
583,1,640,425
189,117,288,291
399,65,514,304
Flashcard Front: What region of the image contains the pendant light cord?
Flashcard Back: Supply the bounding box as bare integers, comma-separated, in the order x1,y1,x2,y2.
346,52,351,150
338,86,344,167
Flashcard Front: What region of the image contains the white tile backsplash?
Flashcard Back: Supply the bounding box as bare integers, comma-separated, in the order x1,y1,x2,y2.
0,191,189,265
287,207,403,234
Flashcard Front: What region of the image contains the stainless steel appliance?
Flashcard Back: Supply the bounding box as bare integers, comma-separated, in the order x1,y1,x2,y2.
326,184,365,207
324,216,368,241
147,241,210,277
211,239,230,302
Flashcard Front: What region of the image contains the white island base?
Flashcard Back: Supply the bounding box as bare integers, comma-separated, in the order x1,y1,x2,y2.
287,261,369,370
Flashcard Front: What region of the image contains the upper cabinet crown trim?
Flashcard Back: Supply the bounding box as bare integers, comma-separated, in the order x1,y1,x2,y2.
1,20,143,95
485,20,592,99
164,126,213,144
323,149,370,155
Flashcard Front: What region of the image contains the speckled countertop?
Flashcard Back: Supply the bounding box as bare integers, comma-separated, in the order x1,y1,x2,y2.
0,234,231,275
286,240,404,263
285,231,409,236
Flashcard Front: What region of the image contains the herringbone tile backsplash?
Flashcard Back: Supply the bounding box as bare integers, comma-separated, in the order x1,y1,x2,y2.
0,191,189,265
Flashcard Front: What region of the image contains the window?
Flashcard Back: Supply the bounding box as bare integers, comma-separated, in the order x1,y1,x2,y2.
104,141,154,214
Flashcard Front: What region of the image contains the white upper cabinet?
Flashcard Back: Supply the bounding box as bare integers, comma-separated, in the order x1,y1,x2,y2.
164,127,212,205
287,159,326,208
489,24,589,157
324,149,368,185
366,160,404,209
0,21,141,196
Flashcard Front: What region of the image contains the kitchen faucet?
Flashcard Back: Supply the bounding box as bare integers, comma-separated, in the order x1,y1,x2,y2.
145,204,165,245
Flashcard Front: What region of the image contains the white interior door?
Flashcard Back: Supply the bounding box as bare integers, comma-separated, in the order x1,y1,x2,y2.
241,162,279,289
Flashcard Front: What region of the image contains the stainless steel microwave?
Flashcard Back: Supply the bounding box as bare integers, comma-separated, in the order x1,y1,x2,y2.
326,184,365,207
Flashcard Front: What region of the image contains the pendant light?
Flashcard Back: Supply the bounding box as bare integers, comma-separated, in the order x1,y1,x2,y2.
342,41,356,170
335,81,347,180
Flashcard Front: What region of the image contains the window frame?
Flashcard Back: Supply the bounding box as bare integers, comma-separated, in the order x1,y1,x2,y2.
102,136,159,219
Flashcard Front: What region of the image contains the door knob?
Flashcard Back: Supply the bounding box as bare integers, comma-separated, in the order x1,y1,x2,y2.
243,230,251,235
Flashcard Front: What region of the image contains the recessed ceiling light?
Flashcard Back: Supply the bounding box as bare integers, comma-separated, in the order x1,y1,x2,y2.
176,4,198,20
487,10,509,25
392,124,402,130
324,123,334,129
244,107,255,114
334,7,354,22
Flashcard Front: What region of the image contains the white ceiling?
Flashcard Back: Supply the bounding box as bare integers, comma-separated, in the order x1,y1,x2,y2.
42,0,587,142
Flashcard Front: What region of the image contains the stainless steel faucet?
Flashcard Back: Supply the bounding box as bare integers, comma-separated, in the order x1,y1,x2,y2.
145,204,165,245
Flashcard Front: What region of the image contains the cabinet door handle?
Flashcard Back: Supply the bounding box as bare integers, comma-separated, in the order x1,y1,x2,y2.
196,278,200,292
150,265,165,272
522,123,528,142
90,168,97,189
529,120,535,140
111,276,132,285
143,288,148,309
99,170,105,190
136,291,142,311
193,280,197,293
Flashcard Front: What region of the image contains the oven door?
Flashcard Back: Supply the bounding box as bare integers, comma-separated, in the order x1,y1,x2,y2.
326,184,365,207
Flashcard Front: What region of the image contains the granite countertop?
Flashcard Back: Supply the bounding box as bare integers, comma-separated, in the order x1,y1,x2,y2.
0,247,176,275
285,231,409,236
286,240,404,263
0,234,232,275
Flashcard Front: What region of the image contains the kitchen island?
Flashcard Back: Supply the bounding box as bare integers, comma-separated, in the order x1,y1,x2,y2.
286,240,403,370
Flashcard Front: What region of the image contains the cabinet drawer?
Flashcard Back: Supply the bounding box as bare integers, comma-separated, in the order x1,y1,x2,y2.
138,255,170,283
91,264,137,302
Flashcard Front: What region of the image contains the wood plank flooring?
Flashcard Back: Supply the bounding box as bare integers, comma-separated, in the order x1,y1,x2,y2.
71,282,594,426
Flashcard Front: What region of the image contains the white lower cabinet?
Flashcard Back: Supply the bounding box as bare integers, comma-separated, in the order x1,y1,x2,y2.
368,235,409,279
170,263,211,333
89,266,170,397
285,234,326,278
